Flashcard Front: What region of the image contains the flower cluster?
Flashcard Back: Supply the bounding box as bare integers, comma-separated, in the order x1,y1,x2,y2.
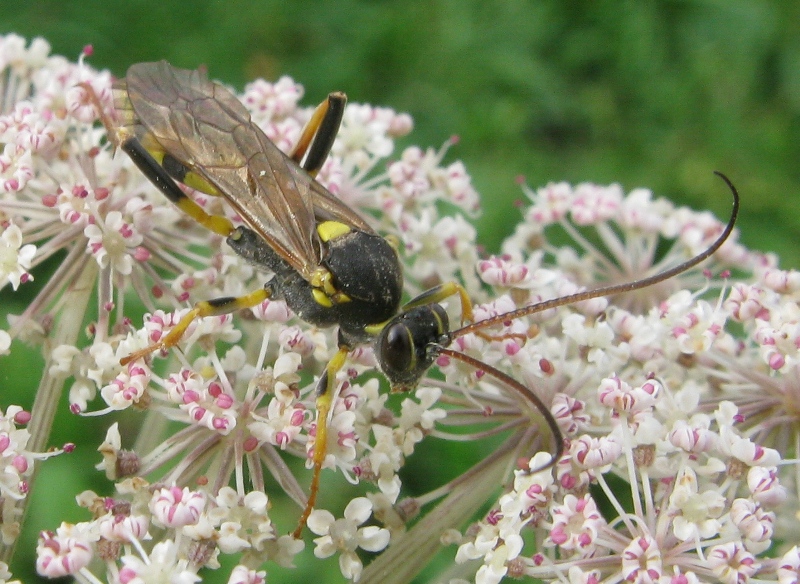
0,34,798,584
443,180,800,583
0,403,63,548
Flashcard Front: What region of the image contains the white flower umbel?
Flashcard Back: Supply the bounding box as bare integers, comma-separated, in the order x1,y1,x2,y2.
1,33,796,584
308,497,390,582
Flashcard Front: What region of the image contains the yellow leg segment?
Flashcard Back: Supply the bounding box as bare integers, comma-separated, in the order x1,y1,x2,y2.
172,195,235,237
81,83,235,238
292,346,350,538
394,282,518,343
120,288,270,366
403,281,474,325
362,281,474,338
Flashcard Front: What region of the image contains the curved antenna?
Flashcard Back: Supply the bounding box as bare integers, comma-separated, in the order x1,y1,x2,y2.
435,347,564,472
453,171,740,340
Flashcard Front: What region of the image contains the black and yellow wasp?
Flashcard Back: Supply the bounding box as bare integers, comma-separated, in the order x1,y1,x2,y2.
84,61,739,538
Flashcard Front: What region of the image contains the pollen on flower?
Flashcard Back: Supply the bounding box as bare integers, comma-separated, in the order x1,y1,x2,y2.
621,535,662,583
707,542,759,584
546,494,604,554
149,485,205,529
165,369,237,434
307,497,390,581
36,523,94,578
99,364,149,411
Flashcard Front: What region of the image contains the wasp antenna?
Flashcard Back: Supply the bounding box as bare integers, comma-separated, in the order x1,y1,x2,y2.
435,347,564,472
454,172,740,338
78,81,124,153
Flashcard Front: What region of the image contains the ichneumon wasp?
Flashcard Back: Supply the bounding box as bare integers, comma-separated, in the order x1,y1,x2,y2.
82,61,740,539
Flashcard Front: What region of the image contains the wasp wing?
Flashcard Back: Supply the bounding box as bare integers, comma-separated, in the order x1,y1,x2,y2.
306,179,374,232
120,61,373,280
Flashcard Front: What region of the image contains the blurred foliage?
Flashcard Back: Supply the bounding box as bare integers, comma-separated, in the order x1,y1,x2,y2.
1,1,799,582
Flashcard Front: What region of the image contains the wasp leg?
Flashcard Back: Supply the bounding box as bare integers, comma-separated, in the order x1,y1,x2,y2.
292,345,350,538
289,92,347,177
121,139,235,237
401,282,474,325
120,288,270,366
80,81,127,151
81,83,235,237
398,283,519,343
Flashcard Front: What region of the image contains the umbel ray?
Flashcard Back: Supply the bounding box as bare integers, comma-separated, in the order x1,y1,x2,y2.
83,61,740,538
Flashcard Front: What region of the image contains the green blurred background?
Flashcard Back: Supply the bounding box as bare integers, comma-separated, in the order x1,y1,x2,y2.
1,1,799,582
4,0,800,261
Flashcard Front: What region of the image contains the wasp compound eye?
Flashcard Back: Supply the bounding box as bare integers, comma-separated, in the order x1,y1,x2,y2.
377,321,415,382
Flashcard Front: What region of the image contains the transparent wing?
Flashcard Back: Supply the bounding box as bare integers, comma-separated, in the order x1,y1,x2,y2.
120,61,374,280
